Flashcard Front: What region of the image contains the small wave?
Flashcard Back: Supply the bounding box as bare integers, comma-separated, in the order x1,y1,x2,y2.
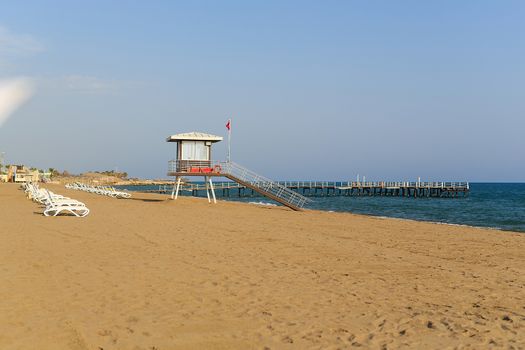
249,201,277,207
373,215,505,232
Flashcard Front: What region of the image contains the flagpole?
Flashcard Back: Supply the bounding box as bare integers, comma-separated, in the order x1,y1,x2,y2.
227,119,231,162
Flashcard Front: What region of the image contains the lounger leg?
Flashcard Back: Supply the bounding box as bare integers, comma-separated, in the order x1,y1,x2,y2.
209,177,217,204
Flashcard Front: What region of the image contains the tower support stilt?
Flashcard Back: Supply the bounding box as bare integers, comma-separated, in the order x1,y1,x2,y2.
171,176,181,199
209,177,217,204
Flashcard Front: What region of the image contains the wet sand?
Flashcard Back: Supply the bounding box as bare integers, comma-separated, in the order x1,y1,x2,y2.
1,183,524,349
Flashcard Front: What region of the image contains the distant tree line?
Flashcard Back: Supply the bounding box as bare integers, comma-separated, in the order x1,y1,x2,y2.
94,170,128,179
0,165,128,179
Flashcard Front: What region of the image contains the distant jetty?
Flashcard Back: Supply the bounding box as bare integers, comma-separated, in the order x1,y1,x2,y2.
143,181,470,198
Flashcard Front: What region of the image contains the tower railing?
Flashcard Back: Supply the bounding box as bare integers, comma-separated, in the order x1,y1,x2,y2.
220,161,311,209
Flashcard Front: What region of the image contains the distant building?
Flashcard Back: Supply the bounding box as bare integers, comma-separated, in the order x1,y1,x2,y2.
4,165,41,183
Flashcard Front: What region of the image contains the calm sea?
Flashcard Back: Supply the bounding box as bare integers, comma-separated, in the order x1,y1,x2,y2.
119,183,525,233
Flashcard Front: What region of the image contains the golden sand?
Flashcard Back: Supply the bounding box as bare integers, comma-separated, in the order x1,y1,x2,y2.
1,183,524,349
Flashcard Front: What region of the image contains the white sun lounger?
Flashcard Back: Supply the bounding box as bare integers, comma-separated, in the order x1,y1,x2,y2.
43,190,90,217
65,182,131,199
23,183,89,217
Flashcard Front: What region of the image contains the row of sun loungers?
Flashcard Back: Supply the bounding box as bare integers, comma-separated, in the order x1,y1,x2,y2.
24,183,90,217
65,182,132,199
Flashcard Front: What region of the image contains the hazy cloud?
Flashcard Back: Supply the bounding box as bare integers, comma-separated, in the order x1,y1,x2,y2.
0,26,43,57
60,75,118,94
39,74,140,95
0,78,35,127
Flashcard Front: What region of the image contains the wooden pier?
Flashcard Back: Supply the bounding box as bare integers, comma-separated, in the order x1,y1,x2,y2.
144,181,469,198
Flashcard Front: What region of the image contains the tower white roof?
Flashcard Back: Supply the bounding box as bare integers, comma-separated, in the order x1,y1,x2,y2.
166,131,223,142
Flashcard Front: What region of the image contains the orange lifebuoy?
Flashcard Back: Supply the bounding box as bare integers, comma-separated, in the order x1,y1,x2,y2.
213,165,222,173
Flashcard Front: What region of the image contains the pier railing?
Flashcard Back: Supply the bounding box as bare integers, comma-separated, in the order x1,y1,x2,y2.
277,181,469,190
159,181,469,191
337,181,469,189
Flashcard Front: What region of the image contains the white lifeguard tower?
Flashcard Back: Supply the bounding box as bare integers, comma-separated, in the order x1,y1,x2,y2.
166,131,310,210
166,132,223,202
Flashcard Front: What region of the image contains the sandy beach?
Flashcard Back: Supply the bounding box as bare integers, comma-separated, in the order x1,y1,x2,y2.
1,183,524,349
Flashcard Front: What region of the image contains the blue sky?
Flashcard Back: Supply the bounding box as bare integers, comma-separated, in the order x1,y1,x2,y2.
0,1,524,181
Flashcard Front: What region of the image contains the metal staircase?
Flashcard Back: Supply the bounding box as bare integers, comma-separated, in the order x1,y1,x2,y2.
220,161,311,211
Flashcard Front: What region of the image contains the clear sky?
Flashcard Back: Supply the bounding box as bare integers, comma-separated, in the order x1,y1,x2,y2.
0,1,523,181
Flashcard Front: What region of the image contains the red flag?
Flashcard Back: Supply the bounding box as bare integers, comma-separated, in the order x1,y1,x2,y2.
226,119,231,131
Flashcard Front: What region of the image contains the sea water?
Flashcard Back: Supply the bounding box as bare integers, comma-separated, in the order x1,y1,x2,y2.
119,183,525,233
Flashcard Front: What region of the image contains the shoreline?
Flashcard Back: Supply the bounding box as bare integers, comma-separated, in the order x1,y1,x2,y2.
372,214,523,234
141,191,525,235
240,198,525,235
331,210,524,234
115,182,525,234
